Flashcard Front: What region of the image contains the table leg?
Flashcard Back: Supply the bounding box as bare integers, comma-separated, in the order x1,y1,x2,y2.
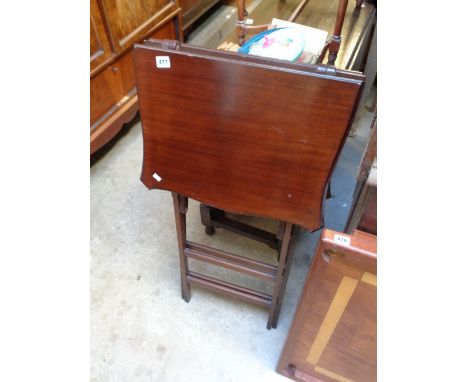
327,0,349,65
271,226,296,327
267,222,293,329
172,192,191,302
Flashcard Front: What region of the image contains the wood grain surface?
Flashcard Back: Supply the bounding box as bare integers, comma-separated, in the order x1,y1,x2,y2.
90,0,114,74
134,40,364,230
91,16,181,154
98,0,177,53
277,229,377,382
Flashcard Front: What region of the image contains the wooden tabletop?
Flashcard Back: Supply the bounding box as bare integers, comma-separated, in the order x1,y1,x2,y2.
135,41,364,230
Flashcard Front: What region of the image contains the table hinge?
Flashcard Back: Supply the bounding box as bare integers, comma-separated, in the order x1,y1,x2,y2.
316,64,336,75
161,39,181,51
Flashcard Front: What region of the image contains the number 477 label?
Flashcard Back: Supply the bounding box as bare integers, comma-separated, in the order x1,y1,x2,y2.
156,56,171,68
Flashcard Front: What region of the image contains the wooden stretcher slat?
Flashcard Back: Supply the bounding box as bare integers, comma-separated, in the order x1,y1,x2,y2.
185,241,277,281
187,271,273,307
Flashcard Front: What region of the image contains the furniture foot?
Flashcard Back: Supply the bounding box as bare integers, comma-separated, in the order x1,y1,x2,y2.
200,203,216,236
205,226,216,236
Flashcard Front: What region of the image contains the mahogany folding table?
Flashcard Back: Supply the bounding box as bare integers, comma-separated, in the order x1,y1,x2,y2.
134,39,364,328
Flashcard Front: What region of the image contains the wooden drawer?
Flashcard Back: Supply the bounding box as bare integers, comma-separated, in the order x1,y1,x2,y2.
277,229,377,382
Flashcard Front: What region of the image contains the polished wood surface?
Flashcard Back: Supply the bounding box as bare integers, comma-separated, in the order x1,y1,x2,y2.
90,1,182,154
225,0,375,69
277,229,377,382
90,50,136,126
90,90,139,154
90,0,114,75
134,40,364,230
98,0,177,53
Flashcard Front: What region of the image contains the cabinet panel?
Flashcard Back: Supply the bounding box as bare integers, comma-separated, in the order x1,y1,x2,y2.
98,0,179,53
91,18,180,154
90,0,114,74
90,50,135,126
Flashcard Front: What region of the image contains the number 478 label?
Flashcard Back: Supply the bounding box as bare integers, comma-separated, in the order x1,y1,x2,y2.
333,234,351,246
156,56,171,68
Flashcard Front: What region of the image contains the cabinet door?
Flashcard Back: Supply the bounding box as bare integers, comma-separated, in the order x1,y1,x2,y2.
98,0,180,54
90,0,114,75
278,229,377,382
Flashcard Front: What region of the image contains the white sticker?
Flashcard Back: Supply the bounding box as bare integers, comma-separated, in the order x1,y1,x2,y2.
246,18,254,25
155,56,171,68
333,234,350,246
153,172,162,182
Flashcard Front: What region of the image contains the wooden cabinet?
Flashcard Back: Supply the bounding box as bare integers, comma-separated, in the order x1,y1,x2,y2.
90,0,182,154
277,229,377,382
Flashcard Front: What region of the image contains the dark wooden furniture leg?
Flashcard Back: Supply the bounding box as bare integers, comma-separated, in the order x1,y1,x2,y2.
172,192,191,302
267,221,294,329
200,203,215,235
235,0,277,46
271,225,296,326
236,0,247,45
276,221,286,260
327,0,349,65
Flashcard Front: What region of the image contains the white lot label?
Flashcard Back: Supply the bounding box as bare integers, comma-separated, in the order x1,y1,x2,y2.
155,56,171,68
153,172,162,182
333,234,350,246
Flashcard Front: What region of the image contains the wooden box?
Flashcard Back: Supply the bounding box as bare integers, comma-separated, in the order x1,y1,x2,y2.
277,229,377,382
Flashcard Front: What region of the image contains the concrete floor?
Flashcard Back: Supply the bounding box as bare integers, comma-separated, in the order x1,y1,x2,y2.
90,95,374,381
